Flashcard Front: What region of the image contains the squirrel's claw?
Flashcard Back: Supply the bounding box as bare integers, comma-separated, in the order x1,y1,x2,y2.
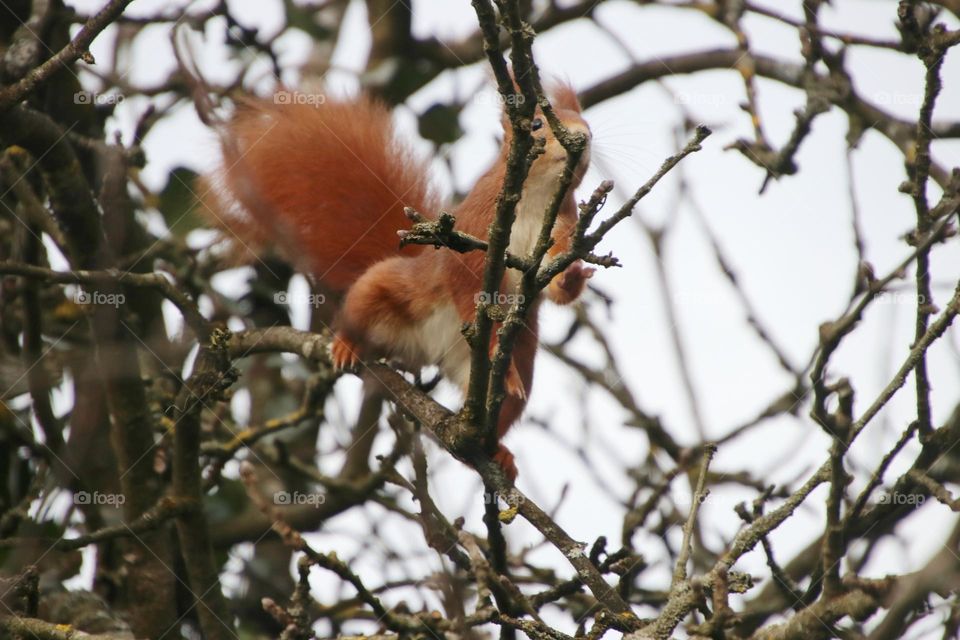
330,333,360,370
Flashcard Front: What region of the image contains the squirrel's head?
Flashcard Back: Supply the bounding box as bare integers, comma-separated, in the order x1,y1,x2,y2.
502,81,591,191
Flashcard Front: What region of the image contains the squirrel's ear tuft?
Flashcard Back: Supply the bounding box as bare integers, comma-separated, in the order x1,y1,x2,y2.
548,81,581,113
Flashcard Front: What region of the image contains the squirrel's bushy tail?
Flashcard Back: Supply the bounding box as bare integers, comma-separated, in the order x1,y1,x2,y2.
204,94,439,293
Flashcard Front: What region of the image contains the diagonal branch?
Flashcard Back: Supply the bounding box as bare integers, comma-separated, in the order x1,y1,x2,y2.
0,0,136,111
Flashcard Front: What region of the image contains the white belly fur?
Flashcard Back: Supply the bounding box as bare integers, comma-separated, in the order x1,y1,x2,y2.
368,302,471,389
510,173,559,258
506,171,562,290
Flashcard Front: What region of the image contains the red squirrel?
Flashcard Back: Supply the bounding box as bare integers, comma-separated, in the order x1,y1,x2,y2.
207,84,593,480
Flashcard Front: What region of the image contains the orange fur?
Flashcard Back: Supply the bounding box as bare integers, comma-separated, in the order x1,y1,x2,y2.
213,96,439,293
208,86,592,482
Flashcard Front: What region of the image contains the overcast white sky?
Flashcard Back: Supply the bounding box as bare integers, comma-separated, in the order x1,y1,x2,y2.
64,0,960,636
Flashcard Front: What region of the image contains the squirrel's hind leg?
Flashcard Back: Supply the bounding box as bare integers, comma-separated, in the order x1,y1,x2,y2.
336,257,453,372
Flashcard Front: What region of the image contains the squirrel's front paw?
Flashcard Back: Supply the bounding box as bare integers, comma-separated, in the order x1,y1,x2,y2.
330,333,360,370
550,261,595,304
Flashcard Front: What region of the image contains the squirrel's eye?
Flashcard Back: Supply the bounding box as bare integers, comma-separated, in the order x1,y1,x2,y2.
531,117,544,132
